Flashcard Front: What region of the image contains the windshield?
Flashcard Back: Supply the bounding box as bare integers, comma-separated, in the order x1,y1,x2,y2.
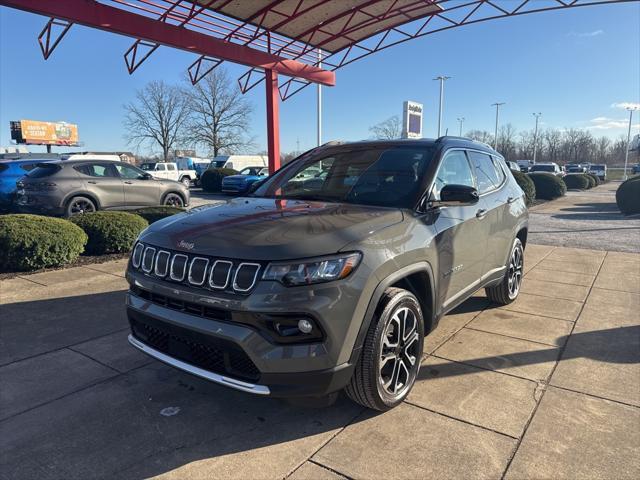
531,165,554,172
140,163,156,171
252,145,436,209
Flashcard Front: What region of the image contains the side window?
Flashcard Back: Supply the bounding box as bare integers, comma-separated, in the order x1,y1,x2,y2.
115,163,145,180
469,151,501,194
166,164,176,171
491,156,506,183
433,150,475,200
156,164,166,171
74,163,117,178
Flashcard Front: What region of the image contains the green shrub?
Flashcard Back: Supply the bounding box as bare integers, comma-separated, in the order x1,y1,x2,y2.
528,173,567,200
563,174,590,190
71,211,148,255
586,174,599,187
201,168,238,193
512,170,536,206
0,214,87,272
616,176,640,215
133,206,184,224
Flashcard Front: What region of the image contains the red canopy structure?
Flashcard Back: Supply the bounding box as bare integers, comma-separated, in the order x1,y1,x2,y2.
0,0,634,172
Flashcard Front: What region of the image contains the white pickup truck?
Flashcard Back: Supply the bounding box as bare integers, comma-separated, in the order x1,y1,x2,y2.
139,162,196,187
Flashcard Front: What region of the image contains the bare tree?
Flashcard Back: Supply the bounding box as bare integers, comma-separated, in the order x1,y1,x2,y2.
595,136,611,163
543,128,562,163
123,80,190,161
369,116,401,140
465,130,494,145
497,124,517,160
183,69,255,157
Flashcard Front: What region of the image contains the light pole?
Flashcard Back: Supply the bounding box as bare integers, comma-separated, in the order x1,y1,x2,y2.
532,112,542,164
492,102,505,150
317,48,322,147
623,107,638,180
434,75,451,137
457,117,465,136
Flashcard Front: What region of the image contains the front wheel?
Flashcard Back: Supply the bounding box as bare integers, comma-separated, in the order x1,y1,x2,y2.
485,237,524,305
345,288,424,411
163,193,184,207
180,177,191,188
66,196,96,217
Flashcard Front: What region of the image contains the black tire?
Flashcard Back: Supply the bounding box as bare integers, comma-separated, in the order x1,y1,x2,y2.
345,287,424,411
163,193,184,207
66,196,96,217
485,237,524,305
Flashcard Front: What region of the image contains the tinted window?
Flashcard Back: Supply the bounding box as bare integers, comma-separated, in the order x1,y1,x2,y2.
156,164,166,171
469,151,501,193
166,164,176,171
140,163,156,171
26,164,61,178
253,146,435,208
74,163,117,178
433,150,475,200
491,156,506,183
530,165,555,172
115,163,145,179
20,163,40,172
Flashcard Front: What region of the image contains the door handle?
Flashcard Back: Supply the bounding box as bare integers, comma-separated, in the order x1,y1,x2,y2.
87,181,97,184
507,196,517,204
476,209,487,219
124,181,133,185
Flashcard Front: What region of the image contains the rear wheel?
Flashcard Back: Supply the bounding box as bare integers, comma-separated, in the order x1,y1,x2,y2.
345,287,424,411
485,237,524,305
66,196,96,217
180,177,191,188
163,193,184,207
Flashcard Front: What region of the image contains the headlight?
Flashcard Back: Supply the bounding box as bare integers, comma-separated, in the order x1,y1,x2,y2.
263,252,361,286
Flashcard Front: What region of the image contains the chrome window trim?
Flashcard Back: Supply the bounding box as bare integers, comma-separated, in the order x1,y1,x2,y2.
232,262,261,293
208,260,233,290
141,247,156,273
188,257,209,286
154,250,170,277
170,253,188,282
132,243,144,269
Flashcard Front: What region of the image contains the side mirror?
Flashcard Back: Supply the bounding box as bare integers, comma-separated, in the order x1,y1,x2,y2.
435,184,479,206
141,173,153,180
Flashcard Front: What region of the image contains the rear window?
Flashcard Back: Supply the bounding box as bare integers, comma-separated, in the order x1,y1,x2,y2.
530,165,554,172
26,164,61,178
20,163,40,172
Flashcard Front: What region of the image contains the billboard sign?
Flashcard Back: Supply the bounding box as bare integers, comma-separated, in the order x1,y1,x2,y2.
402,101,423,139
10,120,79,146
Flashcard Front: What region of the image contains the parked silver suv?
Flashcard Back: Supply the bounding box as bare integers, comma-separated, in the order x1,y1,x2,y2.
16,160,189,217
126,138,528,411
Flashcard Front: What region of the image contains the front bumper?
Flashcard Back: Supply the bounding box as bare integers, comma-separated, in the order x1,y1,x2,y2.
126,284,356,397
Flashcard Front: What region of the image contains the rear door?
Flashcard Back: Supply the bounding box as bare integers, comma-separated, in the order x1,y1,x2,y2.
73,162,124,208
431,149,490,310
115,163,162,207
154,163,168,179
467,151,512,275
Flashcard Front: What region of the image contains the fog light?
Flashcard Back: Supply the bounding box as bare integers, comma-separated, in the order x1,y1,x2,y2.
298,319,313,334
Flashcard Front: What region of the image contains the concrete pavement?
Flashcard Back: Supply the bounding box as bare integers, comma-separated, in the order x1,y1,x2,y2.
1,244,638,479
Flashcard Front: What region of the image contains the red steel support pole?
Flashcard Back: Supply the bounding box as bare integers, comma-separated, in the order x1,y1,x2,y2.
265,69,280,174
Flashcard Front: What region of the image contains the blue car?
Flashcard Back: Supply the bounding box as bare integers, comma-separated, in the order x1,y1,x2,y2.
221,166,269,195
0,158,57,211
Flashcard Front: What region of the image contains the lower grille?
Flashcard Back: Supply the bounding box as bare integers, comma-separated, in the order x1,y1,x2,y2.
130,313,260,381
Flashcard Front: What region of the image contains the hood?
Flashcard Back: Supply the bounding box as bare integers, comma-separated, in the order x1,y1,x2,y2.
140,197,404,260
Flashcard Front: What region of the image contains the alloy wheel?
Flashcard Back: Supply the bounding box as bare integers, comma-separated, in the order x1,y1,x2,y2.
508,243,524,299
379,307,420,398
70,199,95,215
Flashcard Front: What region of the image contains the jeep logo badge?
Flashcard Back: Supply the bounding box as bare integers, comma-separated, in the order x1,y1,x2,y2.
177,240,195,250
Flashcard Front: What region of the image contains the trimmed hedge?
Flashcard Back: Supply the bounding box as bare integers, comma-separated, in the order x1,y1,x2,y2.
512,170,536,206
133,206,184,224
563,174,590,190
0,214,87,271
71,211,148,255
586,174,600,187
528,173,567,200
201,168,239,193
616,176,640,215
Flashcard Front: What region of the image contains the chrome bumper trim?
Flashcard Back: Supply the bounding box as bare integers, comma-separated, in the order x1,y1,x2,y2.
127,334,270,395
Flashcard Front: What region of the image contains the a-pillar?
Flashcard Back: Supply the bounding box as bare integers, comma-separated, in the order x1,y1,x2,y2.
265,68,280,174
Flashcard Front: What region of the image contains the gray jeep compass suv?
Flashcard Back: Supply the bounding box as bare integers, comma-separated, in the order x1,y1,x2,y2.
126,138,528,411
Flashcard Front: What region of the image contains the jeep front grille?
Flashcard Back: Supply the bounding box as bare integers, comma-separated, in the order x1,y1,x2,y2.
131,242,261,294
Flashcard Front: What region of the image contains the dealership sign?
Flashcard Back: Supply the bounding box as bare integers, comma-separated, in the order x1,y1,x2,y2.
402,101,423,139
10,120,79,146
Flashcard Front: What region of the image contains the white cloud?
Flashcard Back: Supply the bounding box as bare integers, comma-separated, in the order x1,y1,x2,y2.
586,116,639,130
611,102,640,110
567,29,604,37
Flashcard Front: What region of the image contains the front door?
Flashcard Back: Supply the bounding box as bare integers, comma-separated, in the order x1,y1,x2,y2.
115,163,162,207
431,149,490,311
73,162,124,208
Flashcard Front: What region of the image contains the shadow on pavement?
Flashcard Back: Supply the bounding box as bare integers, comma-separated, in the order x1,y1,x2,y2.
550,202,629,222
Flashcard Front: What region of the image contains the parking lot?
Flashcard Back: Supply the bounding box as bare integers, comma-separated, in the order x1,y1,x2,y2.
2,237,638,479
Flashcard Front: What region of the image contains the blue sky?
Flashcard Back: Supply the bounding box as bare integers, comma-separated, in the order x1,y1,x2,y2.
1,2,638,156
